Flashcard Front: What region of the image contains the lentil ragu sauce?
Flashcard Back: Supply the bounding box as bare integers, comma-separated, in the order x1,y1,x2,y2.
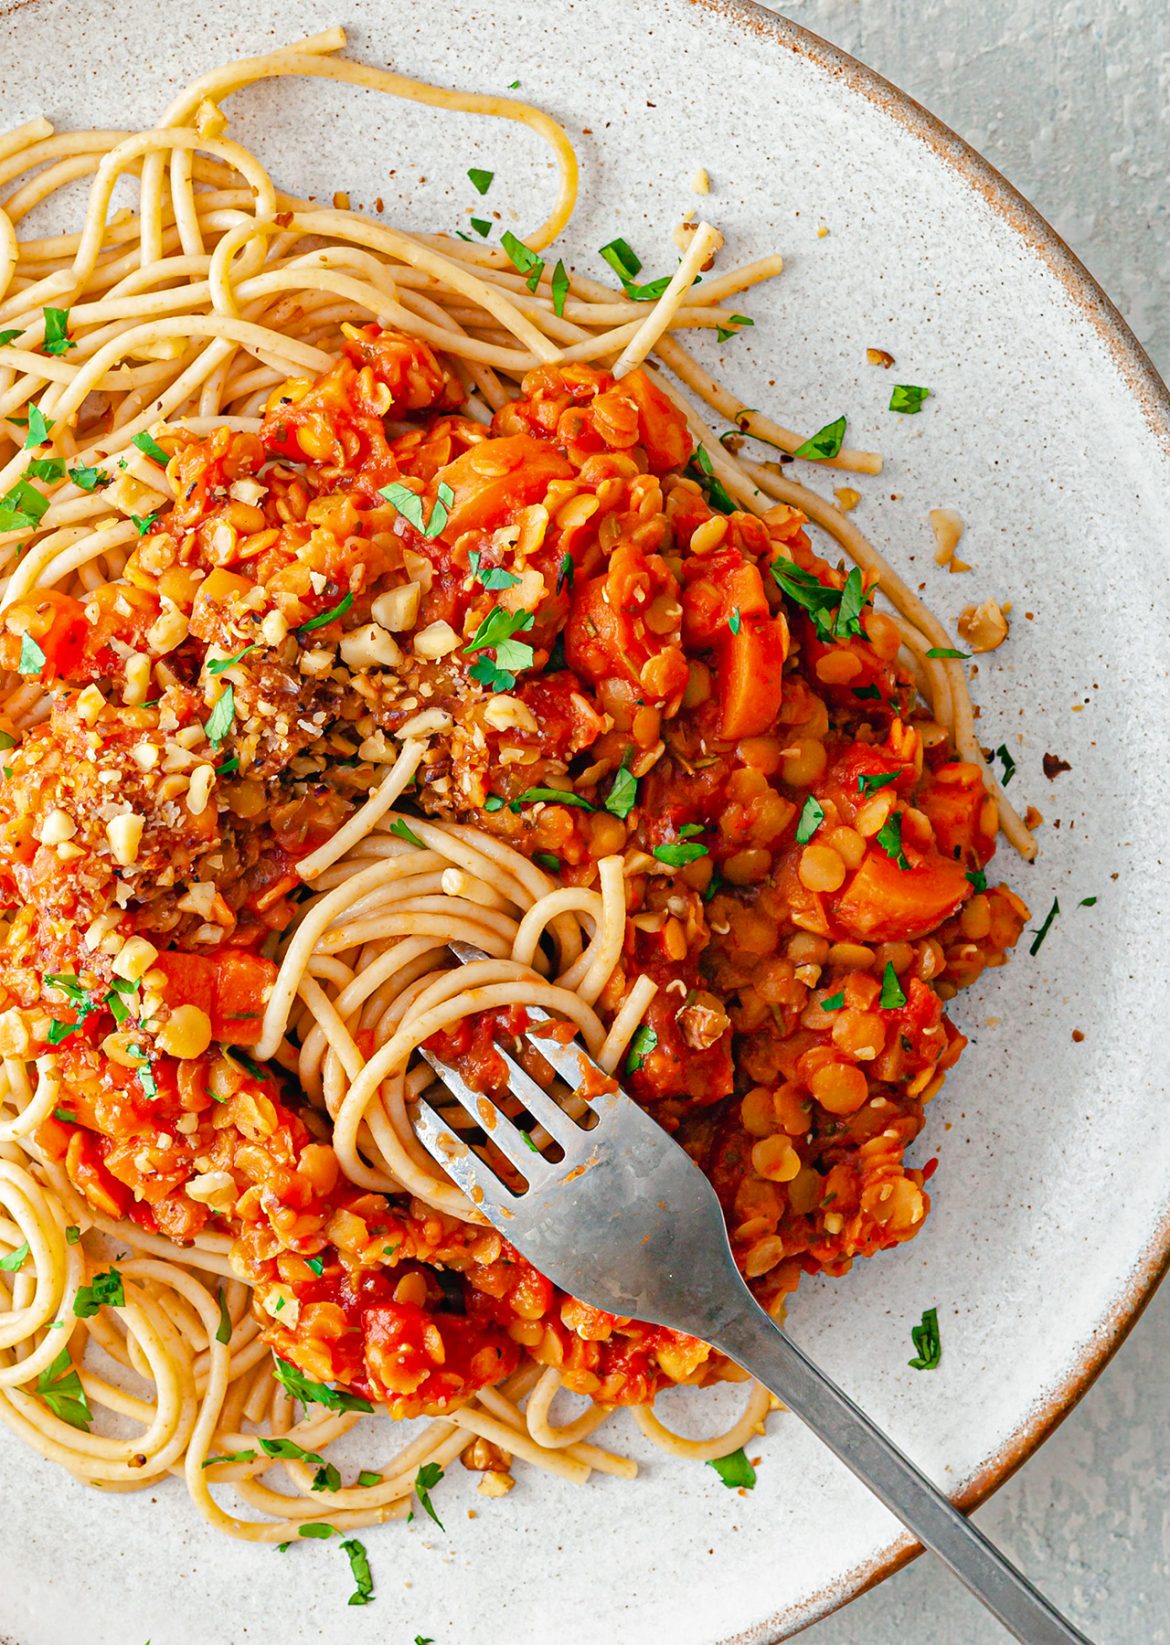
0,325,1028,1416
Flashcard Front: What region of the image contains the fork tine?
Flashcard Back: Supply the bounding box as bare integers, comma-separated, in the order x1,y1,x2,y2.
418,1047,550,1178
411,1095,520,1220
492,1045,584,1148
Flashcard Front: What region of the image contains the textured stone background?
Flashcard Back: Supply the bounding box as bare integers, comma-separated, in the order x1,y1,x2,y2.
767,4,1170,1639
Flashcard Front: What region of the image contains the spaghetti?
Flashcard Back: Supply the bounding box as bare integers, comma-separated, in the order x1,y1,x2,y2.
0,29,1032,1554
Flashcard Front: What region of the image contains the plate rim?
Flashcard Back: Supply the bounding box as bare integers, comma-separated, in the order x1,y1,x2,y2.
693,2,1170,1638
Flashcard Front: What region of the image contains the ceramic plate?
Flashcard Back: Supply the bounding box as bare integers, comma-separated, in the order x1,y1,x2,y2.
2,2,1169,1641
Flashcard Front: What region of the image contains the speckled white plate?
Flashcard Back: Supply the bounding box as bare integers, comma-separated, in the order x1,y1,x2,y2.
2,2,1169,1642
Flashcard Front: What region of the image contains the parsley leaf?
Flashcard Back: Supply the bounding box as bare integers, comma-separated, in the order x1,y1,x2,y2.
795,795,824,845
42,306,75,357
341,1537,375,1606
0,329,21,346
555,551,574,594
36,1346,92,1430
273,1356,374,1414
889,384,931,415
715,313,755,344
203,684,235,749
132,430,170,466
908,1306,942,1369
65,1226,81,1245
875,811,909,870
216,1286,232,1345
508,785,593,812
68,465,109,492
925,646,970,660
769,557,847,643
551,258,570,318
500,230,544,293
379,481,453,540
599,238,641,281
728,607,741,635
857,771,899,795
470,217,492,237
833,566,870,639
73,1267,125,1318
202,1449,258,1466
793,415,846,461
468,550,520,591
652,837,708,866
1078,895,1098,908
819,992,845,1013
413,1461,445,1530
358,1470,383,1488
604,766,637,819
533,852,560,874
467,168,494,195
207,645,257,675
965,868,988,893
0,1241,29,1272
686,444,736,514
295,591,354,634
388,818,427,850
1028,896,1060,957
24,403,54,448
993,744,1016,786
706,1447,757,1489
625,1023,658,1074
298,1523,337,1539
130,511,159,536
17,633,46,675
879,962,907,1010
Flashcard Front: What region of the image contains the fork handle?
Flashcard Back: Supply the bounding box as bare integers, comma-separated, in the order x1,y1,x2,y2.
711,1302,1094,1644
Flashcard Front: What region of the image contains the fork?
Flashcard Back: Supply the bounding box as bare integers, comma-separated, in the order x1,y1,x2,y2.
415,942,1093,1645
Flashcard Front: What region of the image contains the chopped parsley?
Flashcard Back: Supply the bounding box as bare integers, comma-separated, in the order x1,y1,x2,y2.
464,605,535,690
1078,896,1098,908
36,1346,91,1430
207,644,257,675
273,1356,374,1415
295,591,354,634
879,962,907,1010
925,646,970,660
875,811,910,870
715,314,754,344
68,465,109,492
686,444,736,514
53,1107,78,1122
378,481,454,540
857,770,899,795
203,683,235,748
24,403,54,448
533,852,561,873
604,765,637,819
0,1241,29,1272
624,1023,658,1074
468,550,520,591
500,230,544,293
131,430,170,466
792,415,846,462
965,867,988,893
484,794,505,812
305,1255,325,1276
770,557,869,644
298,1523,337,1540
202,1450,257,1467
17,633,46,675
25,456,64,483
819,992,845,1013
258,1436,328,1466
388,818,428,850
555,551,574,594
889,384,931,415
599,237,641,282
341,1538,375,1606
470,217,492,237
42,306,75,357
1028,897,1060,957
652,834,708,866
519,1126,540,1151
706,1447,757,1489
358,1470,383,1488
65,1226,81,1245
215,1286,232,1345
130,510,159,536
467,167,494,195
413,1461,445,1530
0,476,50,532
509,784,593,812
907,1306,941,1370
728,607,741,635
992,744,1016,786
0,329,21,346
551,258,570,318
794,795,824,845
73,1268,125,1318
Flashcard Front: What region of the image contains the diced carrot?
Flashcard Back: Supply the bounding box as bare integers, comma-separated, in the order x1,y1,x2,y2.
621,367,693,471
435,436,572,538
715,612,789,740
212,950,276,1043
0,589,89,680
832,848,970,942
